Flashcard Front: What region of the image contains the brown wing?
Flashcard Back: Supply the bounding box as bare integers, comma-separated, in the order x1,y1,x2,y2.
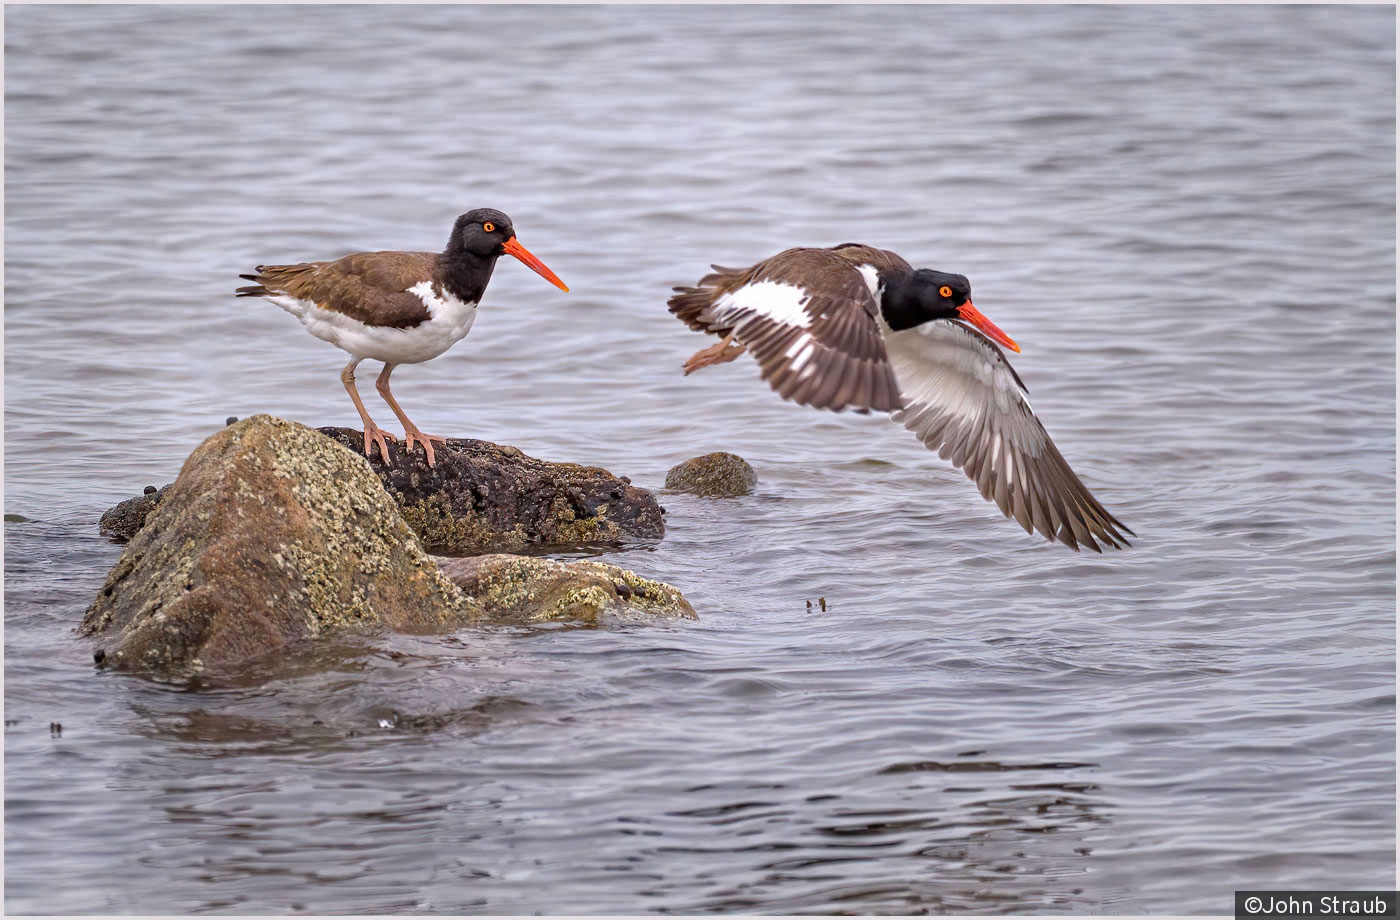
667,246,907,413
887,319,1134,552
236,251,440,329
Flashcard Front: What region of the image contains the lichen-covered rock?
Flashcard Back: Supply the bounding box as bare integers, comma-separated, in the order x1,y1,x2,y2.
81,415,481,677
664,452,757,498
436,554,696,624
99,485,170,541
318,427,665,555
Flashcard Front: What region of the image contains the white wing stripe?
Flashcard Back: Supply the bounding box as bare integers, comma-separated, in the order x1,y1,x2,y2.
785,336,817,372
712,281,812,329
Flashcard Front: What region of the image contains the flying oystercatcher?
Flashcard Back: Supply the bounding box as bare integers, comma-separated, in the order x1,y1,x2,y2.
668,243,1133,551
237,209,568,467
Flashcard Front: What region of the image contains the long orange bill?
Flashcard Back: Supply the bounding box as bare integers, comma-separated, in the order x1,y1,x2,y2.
957,301,1020,353
502,237,569,292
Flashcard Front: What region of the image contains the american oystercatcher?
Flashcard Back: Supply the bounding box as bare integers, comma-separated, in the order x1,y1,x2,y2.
668,244,1133,551
237,209,568,467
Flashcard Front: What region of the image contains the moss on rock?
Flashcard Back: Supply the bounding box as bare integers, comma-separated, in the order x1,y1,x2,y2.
82,416,482,677
436,554,697,624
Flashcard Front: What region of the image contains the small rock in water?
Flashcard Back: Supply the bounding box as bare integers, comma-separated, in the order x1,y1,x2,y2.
226,416,239,426
664,452,757,498
4,513,33,523
99,486,170,542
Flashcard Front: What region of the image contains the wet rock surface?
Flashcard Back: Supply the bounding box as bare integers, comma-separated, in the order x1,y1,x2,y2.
318,429,666,556
100,428,669,554
318,428,666,555
664,451,757,497
438,554,697,624
82,416,480,677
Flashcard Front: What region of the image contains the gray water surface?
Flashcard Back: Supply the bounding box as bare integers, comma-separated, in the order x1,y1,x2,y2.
4,5,1395,914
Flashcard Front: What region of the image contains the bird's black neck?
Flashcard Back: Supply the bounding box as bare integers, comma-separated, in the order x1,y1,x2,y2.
442,250,497,303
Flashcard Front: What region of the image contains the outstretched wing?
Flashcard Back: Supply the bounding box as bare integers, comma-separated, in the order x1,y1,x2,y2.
886,319,1134,552
667,247,904,413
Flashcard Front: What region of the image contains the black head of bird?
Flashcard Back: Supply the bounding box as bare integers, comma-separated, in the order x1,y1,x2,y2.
881,268,1019,352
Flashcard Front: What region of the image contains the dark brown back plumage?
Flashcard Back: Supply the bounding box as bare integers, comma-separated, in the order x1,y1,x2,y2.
237,251,447,329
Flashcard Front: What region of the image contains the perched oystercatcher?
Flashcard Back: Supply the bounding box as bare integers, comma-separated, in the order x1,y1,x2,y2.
668,243,1133,551
237,209,568,467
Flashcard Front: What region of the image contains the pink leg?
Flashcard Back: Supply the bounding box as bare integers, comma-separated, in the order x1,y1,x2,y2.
376,363,448,467
341,358,397,464
683,330,747,376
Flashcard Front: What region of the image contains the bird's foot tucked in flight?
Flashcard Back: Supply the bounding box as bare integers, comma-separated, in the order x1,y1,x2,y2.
683,332,747,376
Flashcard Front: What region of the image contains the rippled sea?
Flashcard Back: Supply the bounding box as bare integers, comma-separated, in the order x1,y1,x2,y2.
5,5,1395,915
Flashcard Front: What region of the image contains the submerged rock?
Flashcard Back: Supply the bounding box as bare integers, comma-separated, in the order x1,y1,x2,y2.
437,554,696,624
82,415,480,677
664,452,757,498
318,427,666,555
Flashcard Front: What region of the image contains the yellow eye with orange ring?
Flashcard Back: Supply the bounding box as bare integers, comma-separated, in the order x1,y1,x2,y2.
483,222,496,232
939,285,953,298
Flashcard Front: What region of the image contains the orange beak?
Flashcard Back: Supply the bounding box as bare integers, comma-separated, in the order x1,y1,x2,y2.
957,301,1020,353
502,237,569,292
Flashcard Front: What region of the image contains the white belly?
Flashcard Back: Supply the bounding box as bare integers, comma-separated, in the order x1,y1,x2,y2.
267,281,478,365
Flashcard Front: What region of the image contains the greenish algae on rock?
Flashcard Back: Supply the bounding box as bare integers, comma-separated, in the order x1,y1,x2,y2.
81,415,481,677
436,554,697,624
664,452,758,498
